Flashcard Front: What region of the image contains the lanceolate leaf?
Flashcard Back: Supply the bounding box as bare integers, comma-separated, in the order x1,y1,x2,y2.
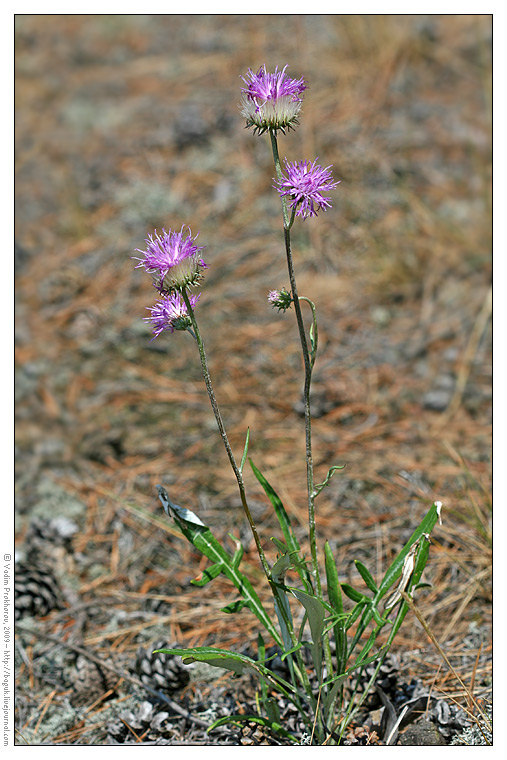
324,542,347,674
270,550,295,653
153,647,297,698
354,560,378,593
157,486,281,645
377,502,440,598
239,427,250,474
290,587,326,680
341,584,370,603
249,461,301,556
348,504,440,657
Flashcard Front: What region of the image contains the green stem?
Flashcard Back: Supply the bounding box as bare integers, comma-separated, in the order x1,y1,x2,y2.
181,287,315,704
270,133,318,588
269,130,333,684
180,287,270,579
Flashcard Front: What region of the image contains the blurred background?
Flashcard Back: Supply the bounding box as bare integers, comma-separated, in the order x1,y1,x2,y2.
15,14,491,743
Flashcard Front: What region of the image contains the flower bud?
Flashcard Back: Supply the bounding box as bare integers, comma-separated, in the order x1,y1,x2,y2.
268,288,293,312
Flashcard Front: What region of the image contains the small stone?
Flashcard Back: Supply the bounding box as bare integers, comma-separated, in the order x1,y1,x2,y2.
371,306,391,327
422,389,453,411
398,721,447,745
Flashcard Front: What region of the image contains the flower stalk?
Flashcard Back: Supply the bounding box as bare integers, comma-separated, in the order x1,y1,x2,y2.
179,287,271,579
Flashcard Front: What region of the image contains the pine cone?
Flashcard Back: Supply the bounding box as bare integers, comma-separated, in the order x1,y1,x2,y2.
70,654,119,707
135,641,190,698
24,516,78,556
428,699,472,739
107,701,178,744
23,517,78,578
15,562,63,620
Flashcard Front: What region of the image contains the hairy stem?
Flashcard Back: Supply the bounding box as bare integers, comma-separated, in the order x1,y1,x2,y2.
269,130,334,683
181,287,270,579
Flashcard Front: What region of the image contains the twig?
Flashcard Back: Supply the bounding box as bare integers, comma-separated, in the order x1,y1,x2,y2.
16,623,211,730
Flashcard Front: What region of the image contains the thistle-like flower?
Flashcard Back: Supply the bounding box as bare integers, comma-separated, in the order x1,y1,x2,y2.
240,64,306,135
274,158,340,219
134,226,207,294
145,292,200,338
268,288,293,312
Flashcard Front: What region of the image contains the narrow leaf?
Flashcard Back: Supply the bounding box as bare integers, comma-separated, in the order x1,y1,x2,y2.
154,647,297,696
157,486,281,645
290,587,325,680
341,583,370,603
191,562,223,587
249,460,301,556
228,533,244,569
355,560,378,593
324,542,347,674
377,502,441,598
250,461,312,589
221,599,249,614
239,427,250,474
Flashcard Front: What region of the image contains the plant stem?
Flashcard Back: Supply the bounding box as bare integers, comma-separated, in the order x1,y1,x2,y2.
269,132,321,595
180,287,270,579
269,130,334,685
181,287,315,703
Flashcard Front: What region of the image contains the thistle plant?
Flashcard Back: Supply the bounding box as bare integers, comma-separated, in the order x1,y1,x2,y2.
133,64,443,745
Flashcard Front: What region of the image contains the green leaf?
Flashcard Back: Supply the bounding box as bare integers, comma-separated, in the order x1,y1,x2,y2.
354,560,378,593
341,584,370,603
289,587,326,680
239,427,250,474
313,465,345,498
157,486,281,645
249,460,305,565
228,533,244,569
191,562,223,587
321,645,388,688
280,641,304,661
345,602,367,630
208,714,298,743
256,634,269,707
348,505,440,657
324,542,347,674
153,647,296,697
377,502,441,599
221,599,249,614
270,551,295,652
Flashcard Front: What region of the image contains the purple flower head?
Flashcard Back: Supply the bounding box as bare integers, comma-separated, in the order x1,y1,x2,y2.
145,292,200,338
134,225,207,293
240,65,306,135
274,158,340,220
268,287,292,312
